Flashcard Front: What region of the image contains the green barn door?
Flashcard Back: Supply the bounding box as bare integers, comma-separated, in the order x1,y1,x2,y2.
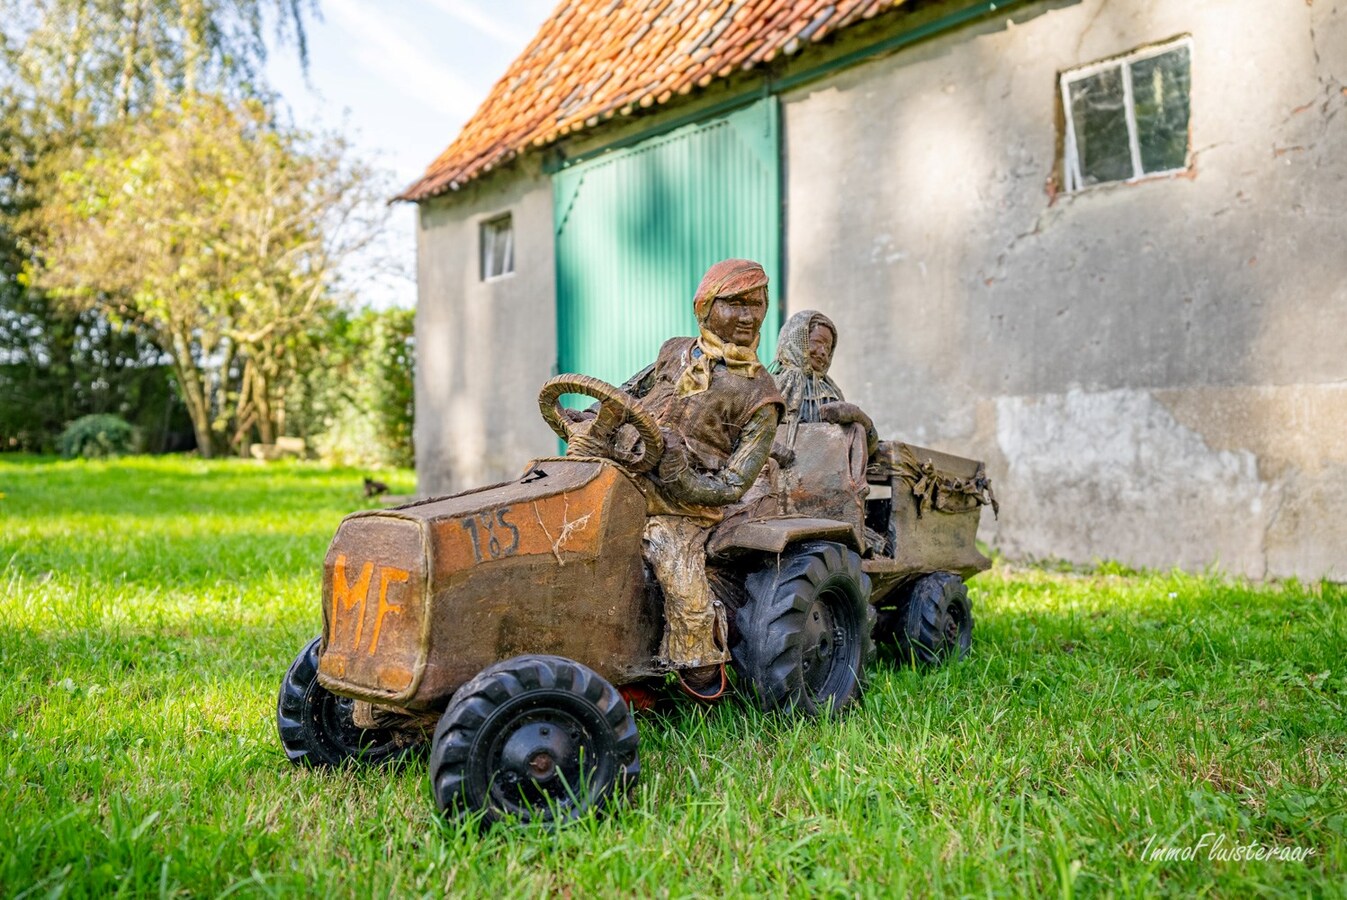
554,97,781,390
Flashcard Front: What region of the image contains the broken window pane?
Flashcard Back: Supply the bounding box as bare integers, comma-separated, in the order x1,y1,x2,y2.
1131,45,1191,173
1068,67,1134,185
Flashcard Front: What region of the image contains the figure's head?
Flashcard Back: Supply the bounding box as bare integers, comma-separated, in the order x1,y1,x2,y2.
693,259,769,347
806,319,835,374
775,309,838,375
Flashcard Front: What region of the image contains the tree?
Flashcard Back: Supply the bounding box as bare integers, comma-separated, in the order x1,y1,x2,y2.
0,0,314,129
285,306,415,467
1,0,324,454
0,285,189,453
24,96,386,456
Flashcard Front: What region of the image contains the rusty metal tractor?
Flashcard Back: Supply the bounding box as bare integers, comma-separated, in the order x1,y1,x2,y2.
277,375,993,825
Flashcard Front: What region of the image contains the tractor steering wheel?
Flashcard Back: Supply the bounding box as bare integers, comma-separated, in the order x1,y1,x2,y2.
538,374,665,474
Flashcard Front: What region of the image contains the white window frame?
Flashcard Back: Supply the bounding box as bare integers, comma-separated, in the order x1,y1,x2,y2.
480,213,515,281
1061,36,1193,193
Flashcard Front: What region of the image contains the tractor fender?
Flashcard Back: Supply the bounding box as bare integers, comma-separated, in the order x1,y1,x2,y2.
707,515,862,559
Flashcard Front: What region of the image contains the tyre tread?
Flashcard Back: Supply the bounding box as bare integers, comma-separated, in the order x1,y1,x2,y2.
731,541,874,716
428,654,639,826
275,637,411,767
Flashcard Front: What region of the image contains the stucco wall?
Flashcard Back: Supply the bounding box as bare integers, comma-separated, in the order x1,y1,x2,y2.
415,0,1345,578
782,0,1347,578
414,156,558,496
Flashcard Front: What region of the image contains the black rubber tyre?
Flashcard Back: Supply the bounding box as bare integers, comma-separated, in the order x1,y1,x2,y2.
732,541,875,716
878,572,974,666
276,637,411,767
429,654,639,827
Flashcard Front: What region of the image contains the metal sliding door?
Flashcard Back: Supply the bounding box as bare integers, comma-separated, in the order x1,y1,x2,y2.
554,97,782,387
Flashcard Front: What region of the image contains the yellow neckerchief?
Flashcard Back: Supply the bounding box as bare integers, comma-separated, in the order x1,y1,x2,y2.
675,325,761,397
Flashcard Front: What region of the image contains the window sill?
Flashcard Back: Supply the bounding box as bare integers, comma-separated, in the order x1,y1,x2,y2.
1062,164,1194,198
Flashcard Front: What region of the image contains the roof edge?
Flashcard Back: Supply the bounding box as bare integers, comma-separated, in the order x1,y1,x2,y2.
394,0,1028,204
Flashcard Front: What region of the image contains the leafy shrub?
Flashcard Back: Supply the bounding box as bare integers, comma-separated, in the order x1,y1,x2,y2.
58,414,135,458
285,307,414,467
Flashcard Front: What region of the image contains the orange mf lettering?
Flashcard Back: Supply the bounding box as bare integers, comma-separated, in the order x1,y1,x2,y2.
331,554,411,656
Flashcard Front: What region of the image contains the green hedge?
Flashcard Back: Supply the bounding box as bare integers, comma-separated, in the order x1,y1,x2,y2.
284,307,414,467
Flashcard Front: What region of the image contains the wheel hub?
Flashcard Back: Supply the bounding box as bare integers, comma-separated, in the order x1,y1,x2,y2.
800,597,845,692
500,721,577,785
528,752,556,778
318,692,397,756
943,614,960,643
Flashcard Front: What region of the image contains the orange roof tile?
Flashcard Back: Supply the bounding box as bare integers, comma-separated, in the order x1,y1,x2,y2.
397,0,909,201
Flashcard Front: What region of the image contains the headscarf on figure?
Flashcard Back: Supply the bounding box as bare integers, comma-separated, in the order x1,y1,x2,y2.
772,309,878,457
772,309,844,426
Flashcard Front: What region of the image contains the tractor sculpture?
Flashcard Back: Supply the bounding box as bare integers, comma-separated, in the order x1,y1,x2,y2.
278,375,995,825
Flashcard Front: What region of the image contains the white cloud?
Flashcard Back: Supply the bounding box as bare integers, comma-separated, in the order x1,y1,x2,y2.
421,0,525,46
325,0,481,122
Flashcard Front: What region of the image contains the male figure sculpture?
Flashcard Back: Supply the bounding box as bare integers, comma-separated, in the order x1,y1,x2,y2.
619,259,783,697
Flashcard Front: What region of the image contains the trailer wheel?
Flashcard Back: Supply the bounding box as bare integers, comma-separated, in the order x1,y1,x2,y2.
429,655,639,827
276,637,411,766
733,541,875,716
878,572,974,666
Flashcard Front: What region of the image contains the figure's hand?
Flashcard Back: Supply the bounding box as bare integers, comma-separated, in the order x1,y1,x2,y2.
770,441,795,468
561,407,595,425
818,401,849,424
564,416,610,459
539,374,664,474
656,430,689,483
613,423,641,457
819,401,871,429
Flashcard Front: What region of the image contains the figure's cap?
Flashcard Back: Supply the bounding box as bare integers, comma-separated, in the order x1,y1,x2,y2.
693,259,768,321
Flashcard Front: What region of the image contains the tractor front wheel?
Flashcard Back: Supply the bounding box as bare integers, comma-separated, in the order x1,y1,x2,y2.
429,655,639,827
276,637,411,766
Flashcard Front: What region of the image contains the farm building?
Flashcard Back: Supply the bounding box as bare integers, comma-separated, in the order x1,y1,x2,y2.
399,0,1347,581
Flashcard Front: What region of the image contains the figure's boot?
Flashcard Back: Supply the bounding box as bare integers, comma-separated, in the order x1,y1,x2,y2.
676,663,727,701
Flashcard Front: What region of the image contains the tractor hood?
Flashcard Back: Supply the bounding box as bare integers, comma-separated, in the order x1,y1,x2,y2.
316,459,657,708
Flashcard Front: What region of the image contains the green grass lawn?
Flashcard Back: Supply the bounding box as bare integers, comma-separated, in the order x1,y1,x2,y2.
1,455,1343,897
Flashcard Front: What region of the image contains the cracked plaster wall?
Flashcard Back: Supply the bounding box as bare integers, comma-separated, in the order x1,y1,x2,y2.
413,0,1345,579
783,0,1347,578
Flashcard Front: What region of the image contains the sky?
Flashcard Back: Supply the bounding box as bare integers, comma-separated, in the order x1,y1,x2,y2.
264,0,559,309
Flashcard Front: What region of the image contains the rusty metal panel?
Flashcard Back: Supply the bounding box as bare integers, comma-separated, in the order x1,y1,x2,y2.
317,516,430,703
886,480,990,579
425,466,609,582
779,423,868,532
863,441,992,604
419,460,661,707
320,460,662,711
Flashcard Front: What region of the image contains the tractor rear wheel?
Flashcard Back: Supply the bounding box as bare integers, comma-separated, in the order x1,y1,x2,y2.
877,572,974,666
276,637,411,766
732,541,875,716
429,655,639,827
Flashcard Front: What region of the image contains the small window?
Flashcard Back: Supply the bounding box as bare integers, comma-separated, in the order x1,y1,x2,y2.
480,213,514,280
1061,38,1192,192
